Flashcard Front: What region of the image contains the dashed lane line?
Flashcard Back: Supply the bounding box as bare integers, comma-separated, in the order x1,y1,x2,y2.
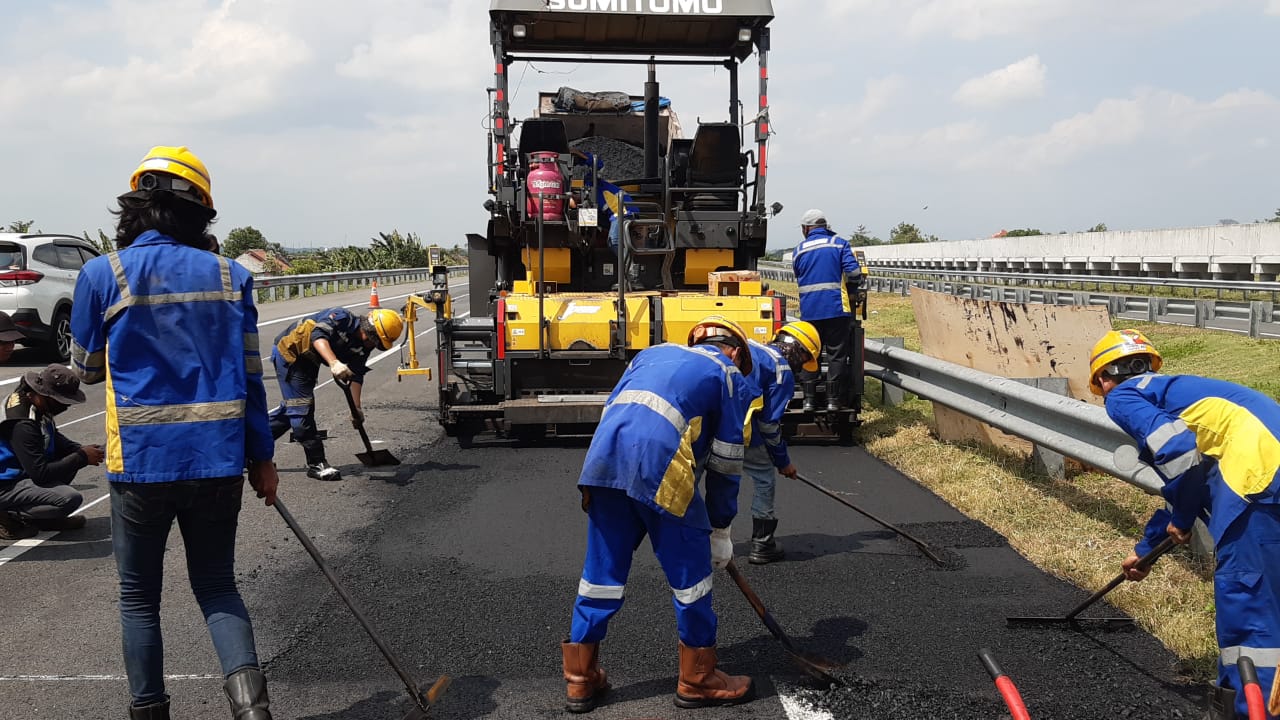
780,693,836,719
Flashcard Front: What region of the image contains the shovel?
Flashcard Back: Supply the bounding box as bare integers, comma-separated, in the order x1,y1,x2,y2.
1006,537,1175,628
275,498,449,718
725,560,843,686
337,379,400,467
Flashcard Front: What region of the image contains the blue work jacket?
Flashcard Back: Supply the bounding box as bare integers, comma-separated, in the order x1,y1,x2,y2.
746,341,794,469
792,228,860,321
578,343,751,530
70,230,274,482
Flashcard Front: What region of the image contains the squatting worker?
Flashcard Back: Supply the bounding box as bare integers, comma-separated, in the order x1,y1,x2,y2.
791,209,861,412
742,321,820,565
1088,328,1280,720
267,306,403,481
562,316,756,713
0,365,104,541
70,146,278,720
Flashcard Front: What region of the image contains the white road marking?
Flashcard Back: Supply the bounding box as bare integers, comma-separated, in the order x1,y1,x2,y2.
780,693,836,719
0,493,110,568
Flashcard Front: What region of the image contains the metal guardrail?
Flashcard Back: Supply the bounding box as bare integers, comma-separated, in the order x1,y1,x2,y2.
253,266,469,303
866,266,1280,298
758,261,1280,339
863,338,1164,495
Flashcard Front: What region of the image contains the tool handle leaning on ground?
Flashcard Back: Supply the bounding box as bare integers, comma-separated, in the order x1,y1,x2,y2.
1064,537,1176,620
273,498,448,714
1238,656,1268,720
336,379,378,454
724,560,842,686
793,472,946,566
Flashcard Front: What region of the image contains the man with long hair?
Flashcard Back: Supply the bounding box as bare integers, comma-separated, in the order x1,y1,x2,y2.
71,146,277,720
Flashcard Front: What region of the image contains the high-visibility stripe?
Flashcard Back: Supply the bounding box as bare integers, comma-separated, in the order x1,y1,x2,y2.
799,282,842,293
1221,646,1280,667
711,439,743,460
578,579,625,600
1136,374,1156,389
104,351,123,474
245,357,263,375
794,238,839,257
608,390,688,434
105,291,242,323
70,341,106,384
284,397,313,407
707,454,742,476
1147,419,1191,455
243,333,259,349
1157,448,1201,478
672,574,713,605
115,399,245,426
757,421,781,436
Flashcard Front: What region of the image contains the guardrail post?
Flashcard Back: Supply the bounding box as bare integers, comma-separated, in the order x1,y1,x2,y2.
1195,300,1212,329
1011,377,1069,480
872,338,906,406
1250,301,1266,339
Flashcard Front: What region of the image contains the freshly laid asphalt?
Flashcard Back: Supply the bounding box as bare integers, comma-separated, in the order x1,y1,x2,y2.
0,284,1204,719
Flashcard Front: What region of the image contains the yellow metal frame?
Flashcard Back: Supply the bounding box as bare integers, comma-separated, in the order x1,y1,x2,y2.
396,291,452,381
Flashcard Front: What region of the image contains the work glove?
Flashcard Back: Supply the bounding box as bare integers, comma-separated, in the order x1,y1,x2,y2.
350,407,365,428
710,527,733,570
330,360,354,382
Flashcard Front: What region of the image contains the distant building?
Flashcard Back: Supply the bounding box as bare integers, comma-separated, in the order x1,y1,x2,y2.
233,249,292,275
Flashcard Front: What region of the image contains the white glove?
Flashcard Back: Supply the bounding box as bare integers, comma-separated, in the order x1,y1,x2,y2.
330,360,354,381
710,527,733,570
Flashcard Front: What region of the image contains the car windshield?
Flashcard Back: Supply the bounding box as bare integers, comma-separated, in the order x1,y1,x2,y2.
0,245,24,270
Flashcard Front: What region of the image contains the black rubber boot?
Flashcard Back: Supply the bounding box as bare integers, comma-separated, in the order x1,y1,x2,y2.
129,697,170,720
802,385,817,413
224,667,272,720
749,518,784,564
1206,683,1236,720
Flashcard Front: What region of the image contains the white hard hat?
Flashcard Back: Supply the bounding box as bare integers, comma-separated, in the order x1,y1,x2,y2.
800,208,828,227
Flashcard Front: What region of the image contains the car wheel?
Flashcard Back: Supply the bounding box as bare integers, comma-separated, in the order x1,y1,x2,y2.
50,308,72,362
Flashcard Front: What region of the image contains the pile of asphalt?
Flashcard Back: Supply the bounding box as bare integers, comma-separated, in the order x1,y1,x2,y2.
570,136,645,181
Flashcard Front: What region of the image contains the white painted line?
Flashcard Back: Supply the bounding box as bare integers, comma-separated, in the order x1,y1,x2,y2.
0,674,220,682
780,693,836,720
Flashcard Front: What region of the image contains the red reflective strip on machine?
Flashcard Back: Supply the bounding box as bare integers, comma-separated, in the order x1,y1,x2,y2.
496,298,507,360
760,67,767,79
496,117,504,130
758,145,767,176
772,297,783,334
496,89,505,102
760,95,767,107
497,143,505,174
496,63,505,75
760,121,769,134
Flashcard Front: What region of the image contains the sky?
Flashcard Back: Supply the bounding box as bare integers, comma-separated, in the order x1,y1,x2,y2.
1,0,1278,252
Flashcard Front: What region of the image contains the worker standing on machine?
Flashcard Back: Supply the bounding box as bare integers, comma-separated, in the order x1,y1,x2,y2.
562,316,756,713
743,321,821,564
268,307,403,481
791,209,861,412
1088,329,1280,720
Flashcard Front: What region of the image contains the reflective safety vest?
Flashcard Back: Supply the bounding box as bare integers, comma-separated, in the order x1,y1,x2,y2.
792,227,861,321
1107,373,1280,548
578,343,752,530
70,230,274,482
272,308,370,380
746,341,794,469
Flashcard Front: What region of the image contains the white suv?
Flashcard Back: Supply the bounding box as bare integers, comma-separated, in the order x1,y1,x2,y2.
0,233,102,361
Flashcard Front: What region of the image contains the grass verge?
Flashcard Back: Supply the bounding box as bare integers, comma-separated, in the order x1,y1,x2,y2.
774,285,1280,679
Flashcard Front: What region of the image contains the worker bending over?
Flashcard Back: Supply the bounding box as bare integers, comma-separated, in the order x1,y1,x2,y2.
562,316,755,713
1089,329,1280,720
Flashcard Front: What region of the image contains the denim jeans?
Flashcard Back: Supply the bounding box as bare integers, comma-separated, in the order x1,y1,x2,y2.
744,444,777,520
110,477,259,706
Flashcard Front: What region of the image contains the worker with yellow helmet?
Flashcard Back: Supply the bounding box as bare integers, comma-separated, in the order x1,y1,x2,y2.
70,146,278,719
562,316,756,713
1088,328,1280,720
742,320,820,564
268,306,404,481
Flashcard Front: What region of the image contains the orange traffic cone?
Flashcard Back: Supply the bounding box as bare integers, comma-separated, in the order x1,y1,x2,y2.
369,280,381,309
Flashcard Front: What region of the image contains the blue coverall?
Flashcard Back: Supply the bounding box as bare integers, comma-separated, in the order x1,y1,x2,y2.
791,227,861,406
744,340,795,519
571,343,752,648
1106,373,1280,719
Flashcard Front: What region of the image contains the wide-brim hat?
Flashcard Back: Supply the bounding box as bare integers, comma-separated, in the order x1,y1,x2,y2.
24,366,87,405
0,312,25,342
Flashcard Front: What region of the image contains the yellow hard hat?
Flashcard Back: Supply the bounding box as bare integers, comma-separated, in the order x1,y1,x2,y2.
688,315,753,376
775,320,821,373
130,146,214,209
1088,329,1162,395
365,309,404,350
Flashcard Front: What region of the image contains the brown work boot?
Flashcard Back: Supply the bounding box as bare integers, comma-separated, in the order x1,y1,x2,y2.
562,640,609,713
674,641,754,709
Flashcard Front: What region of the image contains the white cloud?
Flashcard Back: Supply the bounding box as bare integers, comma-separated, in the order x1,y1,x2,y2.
335,1,488,93
953,55,1047,107
906,0,1234,40
1268,0,1280,15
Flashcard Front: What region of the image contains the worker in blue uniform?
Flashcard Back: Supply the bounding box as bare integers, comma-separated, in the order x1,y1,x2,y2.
792,209,861,412
267,307,403,481
562,316,756,713
743,320,821,564
1089,328,1280,720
